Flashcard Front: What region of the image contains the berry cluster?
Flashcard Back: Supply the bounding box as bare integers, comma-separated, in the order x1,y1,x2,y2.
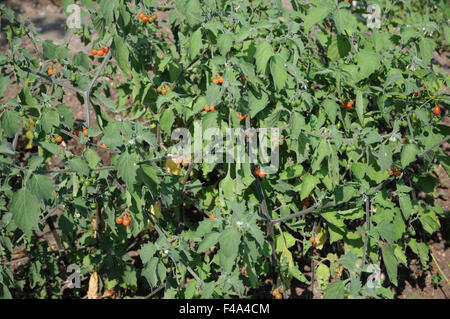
91,46,109,57
139,12,157,23
203,104,215,112
116,210,132,227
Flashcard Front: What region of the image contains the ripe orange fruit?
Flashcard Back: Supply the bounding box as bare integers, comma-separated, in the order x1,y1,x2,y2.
129,94,133,99
413,92,418,97
97,49,105,57
204,105,210,112
82,128,88,137
212,78,219,85
142,15,150,23
218,76,224,84
271,289,278,297
402,137,406,143
275,294,282,299
103,46,109,53
309,237,315,243
242,75,247,81
55,136,63,143
100,143,108,149
139,13,145,20
161,89,168,95
210,104,215,111
91,49,98,55
433,106,441,115
258,168,266,178
123,217,130,227
209,213,215,220
47,68,54,75
116,216,123,224
278,287,286,294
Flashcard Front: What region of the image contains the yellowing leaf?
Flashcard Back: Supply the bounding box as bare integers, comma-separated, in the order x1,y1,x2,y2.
314,225,328,250
165,155,181,175
87,272,99,299
146,202,163,230
25,130,34,149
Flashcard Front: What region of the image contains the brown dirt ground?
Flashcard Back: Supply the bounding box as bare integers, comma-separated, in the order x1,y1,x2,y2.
1,0,449,299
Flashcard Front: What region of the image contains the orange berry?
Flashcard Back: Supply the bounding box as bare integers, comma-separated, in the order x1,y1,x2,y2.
123,218,130,227
91,49,98,55
47,68,54,75
116,216,123,224
278,287,286,294
275,293,282,299
218,76,224,84
100,143,108,149
402,137,406,143
212,78,219,85
55,135,63,143
258,169,266,178
142,15,150,23
209,213,215,220
97,49,104,57
433,106,441,115
103,46,109,53
413,92,418,97
82,128,88,137
309,237,315,243
129,94,133,99
242,75,247,81
210,104,215,111
139,13,145,20
272,289,278,297
204,105,210,112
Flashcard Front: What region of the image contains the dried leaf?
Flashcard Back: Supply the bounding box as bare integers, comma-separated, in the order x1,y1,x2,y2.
87,272,99,299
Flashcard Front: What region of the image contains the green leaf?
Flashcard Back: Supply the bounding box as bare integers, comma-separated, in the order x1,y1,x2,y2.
112,35,130,77
40,109,60,134
356,49,381,80
304,5,332,33
270,55,287,91
323,99,339,124
1,111,21,138
323,280,346,299
198,232,220,253
68,157,90,176
0,76,10,98
84,149,101,169
28,175,53,201
140,243,156,264
333,9,355,35
218,227,240,273
299,174,319,200
143,257,159,287
381,245,398,286
160,108,175,134
189,28,202,59
248,89,268,118
116,151,136,187
217,33,233,56
10,188,40,236
401,144,419,169
255,42,273,73
378,144,392,172
419,38,436,64
399,194,413,220
355,90,364,126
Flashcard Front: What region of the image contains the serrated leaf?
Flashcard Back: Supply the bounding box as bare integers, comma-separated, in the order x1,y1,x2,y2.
10,188,40,236
116,152,136,187
401,144,419,168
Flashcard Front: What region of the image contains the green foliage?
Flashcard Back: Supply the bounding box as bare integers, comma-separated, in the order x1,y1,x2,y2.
0,0,448,299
